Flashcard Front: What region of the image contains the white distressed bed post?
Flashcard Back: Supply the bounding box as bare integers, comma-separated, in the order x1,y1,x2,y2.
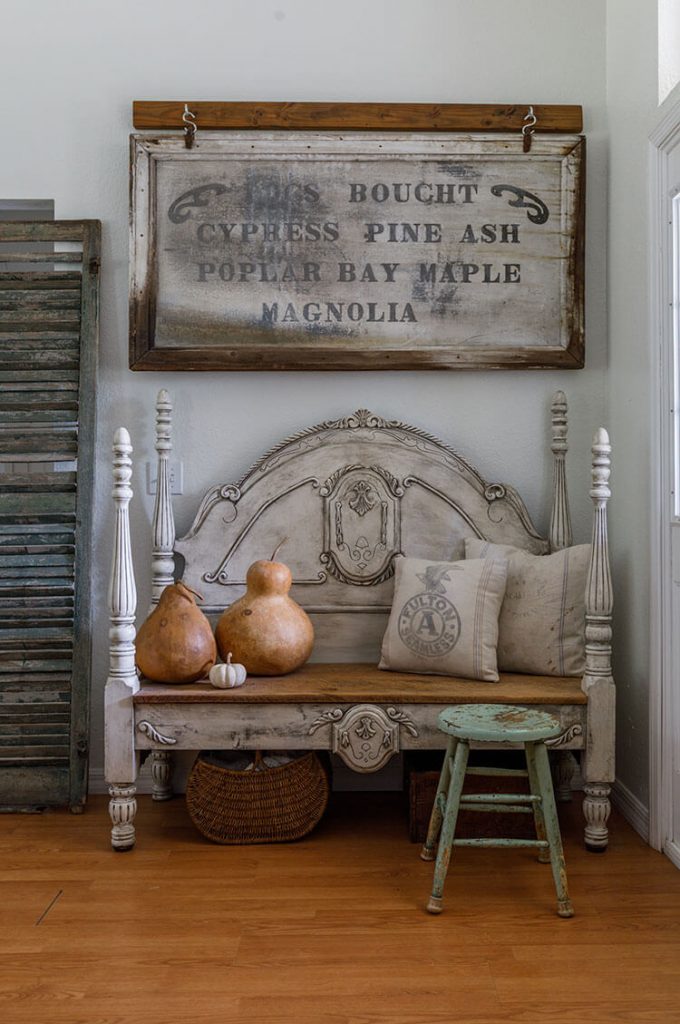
104,428,139,850
549,391,576,800
150,389,176,801
151,388,175,605
582,428,615,851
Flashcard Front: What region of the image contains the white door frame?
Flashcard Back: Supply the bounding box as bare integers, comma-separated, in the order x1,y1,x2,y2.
650,81,680,865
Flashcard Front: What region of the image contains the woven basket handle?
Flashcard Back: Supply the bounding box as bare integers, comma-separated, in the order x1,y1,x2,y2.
253,750,265,770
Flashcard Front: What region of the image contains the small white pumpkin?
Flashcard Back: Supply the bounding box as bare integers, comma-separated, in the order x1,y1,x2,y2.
209,652,247,689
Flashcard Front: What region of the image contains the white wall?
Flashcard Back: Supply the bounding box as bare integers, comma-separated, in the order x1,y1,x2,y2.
1,0,609,783
606,0,659,811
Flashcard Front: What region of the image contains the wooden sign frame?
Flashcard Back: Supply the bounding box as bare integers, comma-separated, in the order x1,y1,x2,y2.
130,118,584,372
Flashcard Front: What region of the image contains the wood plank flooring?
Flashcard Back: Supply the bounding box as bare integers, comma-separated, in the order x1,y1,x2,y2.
1,792,679,1024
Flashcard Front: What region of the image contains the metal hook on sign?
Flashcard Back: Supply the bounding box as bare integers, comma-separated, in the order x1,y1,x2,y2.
182,104,197,149
522,105,537,153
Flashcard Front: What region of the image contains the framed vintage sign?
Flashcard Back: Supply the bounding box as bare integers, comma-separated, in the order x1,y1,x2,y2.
129,132,584,370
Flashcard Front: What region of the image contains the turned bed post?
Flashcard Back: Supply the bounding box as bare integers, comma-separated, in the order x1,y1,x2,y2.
151,388,176,605
549,391,576,800
150,389,176,800
582,428,615,851
104,428,140,850
549,390,573,553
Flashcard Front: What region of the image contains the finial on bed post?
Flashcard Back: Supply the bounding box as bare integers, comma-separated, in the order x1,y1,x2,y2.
582,427,615,852
109,428,137,682
549,390,573,551
151,389,176,606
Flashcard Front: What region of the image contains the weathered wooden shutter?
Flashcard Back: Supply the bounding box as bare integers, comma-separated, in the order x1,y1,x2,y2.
0,221,99,809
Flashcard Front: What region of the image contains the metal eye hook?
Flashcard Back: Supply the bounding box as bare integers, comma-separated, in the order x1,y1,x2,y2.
522,105,537,153
182,103,198,149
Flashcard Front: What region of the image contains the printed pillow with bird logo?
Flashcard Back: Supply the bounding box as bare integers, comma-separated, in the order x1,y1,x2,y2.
378,555,508,681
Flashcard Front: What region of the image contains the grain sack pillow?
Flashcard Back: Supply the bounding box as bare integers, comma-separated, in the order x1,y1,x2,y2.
465,539,589,676
379,555,508,682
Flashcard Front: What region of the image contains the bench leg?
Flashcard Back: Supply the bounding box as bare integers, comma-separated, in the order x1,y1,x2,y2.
554,750,575,802
427,740,469,915
109,783,137,851
531,742,574,918
151,751,174,801
583,783,611,852
421,737,457,862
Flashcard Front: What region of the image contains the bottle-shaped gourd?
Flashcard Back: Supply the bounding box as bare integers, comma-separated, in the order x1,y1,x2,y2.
136,581,216,683
215,553,314,676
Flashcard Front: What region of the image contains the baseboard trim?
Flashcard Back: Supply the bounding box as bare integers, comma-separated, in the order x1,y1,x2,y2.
664,840,680,870
611,778,650,842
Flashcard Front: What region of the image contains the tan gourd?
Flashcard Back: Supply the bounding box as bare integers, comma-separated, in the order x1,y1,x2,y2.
215,544,314,676
136,581,216,683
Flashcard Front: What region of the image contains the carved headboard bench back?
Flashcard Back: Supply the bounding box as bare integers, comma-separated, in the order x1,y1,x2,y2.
150,393,572,662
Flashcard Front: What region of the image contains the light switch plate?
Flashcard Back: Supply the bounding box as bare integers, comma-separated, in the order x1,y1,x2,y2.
146,460,183,495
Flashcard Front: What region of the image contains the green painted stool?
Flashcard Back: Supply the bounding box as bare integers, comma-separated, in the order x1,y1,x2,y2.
421,704,574,918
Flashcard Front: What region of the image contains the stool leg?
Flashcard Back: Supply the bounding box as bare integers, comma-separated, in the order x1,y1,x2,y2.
532,741,574,918
427,739,469,915
420,737,457,862
524,742,551,864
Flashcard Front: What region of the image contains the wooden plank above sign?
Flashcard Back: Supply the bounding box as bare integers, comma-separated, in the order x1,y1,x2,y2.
129,132,585,371
132,101,583,134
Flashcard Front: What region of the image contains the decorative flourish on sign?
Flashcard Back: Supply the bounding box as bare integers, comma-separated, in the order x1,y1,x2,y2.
168,184,228,224
490,185,549,225
137,721,177,745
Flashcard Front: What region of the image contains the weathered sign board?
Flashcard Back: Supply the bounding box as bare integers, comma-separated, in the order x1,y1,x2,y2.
130,133,584,370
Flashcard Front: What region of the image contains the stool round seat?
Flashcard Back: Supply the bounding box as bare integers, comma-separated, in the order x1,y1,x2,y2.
437,704,562,744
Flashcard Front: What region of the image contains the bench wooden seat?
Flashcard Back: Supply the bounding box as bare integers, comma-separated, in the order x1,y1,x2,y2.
134,665,588,705
105,391,614,854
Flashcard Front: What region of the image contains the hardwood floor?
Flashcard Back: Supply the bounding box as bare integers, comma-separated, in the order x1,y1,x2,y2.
1,792,679,1023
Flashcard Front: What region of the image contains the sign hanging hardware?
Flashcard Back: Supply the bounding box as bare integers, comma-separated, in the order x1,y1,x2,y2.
522,106,537,153
182,104,198,149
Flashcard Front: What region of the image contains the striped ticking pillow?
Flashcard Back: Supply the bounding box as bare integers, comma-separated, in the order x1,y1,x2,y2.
464,540,590,677
379,555,508,682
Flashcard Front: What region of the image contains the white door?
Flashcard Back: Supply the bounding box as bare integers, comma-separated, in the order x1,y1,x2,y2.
652,89,680,866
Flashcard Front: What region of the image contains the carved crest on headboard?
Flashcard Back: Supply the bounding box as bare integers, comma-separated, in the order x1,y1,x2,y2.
320,465,404,586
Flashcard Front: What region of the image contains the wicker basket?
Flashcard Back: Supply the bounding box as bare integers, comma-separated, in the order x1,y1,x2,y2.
186,750,330,844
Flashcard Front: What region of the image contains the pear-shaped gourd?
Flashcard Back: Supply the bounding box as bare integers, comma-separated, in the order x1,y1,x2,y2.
215,550,314,676
136,582,216,683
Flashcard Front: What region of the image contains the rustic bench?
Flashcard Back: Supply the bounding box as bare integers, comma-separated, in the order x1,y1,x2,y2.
104,391,614,853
